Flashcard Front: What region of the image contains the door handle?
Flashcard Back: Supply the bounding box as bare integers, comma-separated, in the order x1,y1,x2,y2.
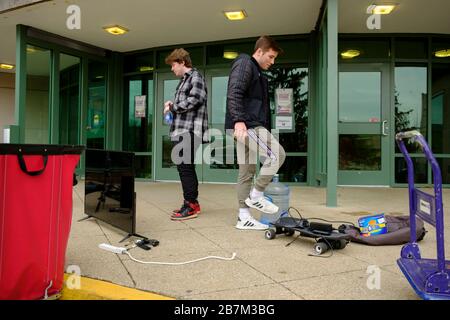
382,120,388,136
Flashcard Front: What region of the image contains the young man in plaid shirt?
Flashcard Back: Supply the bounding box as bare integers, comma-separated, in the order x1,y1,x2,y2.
164,48,209,220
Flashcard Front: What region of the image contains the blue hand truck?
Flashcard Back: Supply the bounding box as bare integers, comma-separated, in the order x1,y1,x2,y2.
396,130,450,300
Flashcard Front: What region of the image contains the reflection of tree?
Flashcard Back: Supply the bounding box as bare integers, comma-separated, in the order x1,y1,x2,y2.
339,135,381,171
394,90,414,133
266,67,308,182
266,68,308,151
394,89,422,153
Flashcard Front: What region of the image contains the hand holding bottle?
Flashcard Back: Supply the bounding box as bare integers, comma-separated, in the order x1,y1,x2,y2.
164,101,173,124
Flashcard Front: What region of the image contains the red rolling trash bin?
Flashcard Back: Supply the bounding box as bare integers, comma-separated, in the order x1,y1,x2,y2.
0,144,84,300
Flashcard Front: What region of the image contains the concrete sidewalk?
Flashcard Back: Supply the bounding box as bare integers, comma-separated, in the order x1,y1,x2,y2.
66,181,450,300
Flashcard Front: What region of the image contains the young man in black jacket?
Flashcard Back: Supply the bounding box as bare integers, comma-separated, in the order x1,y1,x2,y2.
225,36,286,230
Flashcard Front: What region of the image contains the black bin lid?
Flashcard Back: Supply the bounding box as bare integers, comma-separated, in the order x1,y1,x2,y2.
0,144,85,155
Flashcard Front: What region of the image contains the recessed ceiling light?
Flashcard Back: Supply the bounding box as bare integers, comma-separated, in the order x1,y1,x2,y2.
223,51,239,60
340,49,361,59
103,25,129,35
435,49,450,58
369,4,396,15
0,63,14,70
224,10,247,21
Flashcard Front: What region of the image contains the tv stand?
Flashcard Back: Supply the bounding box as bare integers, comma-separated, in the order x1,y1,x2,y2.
119,233,149,243
77,215,93,222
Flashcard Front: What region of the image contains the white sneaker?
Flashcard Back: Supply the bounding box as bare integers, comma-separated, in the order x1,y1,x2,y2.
245,196,278,214
235,217,269,230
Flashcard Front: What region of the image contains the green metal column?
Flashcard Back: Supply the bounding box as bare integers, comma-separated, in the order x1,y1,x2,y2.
49,49,60,144
326,0,338,207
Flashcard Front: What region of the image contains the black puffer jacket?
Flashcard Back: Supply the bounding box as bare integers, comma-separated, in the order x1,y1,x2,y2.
225,54,271,130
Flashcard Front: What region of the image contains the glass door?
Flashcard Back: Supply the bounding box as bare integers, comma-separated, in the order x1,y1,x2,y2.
59,54,81,145
86,61,107,149
154,72,203,181
338,64,391,185
123,74,153,179
202,70,239,183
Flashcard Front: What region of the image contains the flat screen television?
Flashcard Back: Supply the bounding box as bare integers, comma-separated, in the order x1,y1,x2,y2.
84,148,137,240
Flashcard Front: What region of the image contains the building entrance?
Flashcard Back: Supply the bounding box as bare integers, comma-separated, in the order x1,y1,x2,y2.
338,64,392,185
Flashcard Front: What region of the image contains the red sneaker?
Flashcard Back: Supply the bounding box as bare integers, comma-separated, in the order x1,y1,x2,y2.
172,201,201,215
171,201,201,221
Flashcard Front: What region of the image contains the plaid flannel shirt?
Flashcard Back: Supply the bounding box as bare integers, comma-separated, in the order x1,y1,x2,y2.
169,68,209,143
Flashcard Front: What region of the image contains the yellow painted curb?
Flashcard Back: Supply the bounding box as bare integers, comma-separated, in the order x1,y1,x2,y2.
61,274,174,300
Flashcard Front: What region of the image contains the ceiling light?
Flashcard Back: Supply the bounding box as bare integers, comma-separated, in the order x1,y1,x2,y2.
224,10,247,21
0,63,14,70
435,49,450,58
223,51,239,60
369,4,396,15
340,49,361,59
103,25,129,35
139,66,154,72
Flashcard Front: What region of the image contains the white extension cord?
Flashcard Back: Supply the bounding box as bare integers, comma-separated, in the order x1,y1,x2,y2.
98,243,237,266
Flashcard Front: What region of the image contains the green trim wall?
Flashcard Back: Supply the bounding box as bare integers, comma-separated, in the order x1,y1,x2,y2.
12,22,450,193
13,24,120,174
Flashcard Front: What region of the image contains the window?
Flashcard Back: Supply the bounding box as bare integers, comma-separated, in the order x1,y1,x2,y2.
267,66,309,183
24,45,51,143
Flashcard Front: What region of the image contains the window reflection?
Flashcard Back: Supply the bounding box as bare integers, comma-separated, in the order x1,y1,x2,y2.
209,135,238,170
394,67,428,132
266,67,308,152
339,38,390,60
432,64,450,155
25,45,50,143
339,72,381,123
339,135,381,171
87,61,107,149
211,76,228,125
134,155,152,179
206,43,253,65
162,135,176,168
395,157,427,184
163,79,178,125
278,156,307,183
124,78,153,152
59,54,80,145
124,77,153,179
395,38,427,59
394,66,428,153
